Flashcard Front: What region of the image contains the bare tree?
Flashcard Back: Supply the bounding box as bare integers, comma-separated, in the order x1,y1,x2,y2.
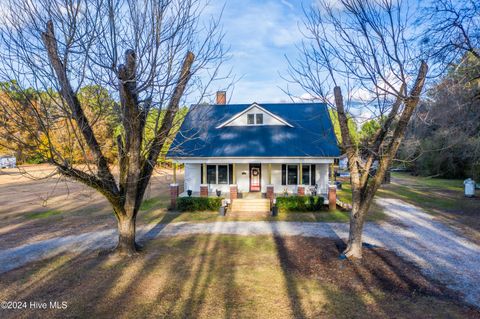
0,0,226,256
422,0,479,67
286,0,428,258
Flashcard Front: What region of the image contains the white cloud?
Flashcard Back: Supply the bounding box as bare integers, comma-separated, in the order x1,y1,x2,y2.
271,26,303,47
281,0,295,10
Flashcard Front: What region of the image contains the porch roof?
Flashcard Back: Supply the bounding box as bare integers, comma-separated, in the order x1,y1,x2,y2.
167,103,340,158
174,157,334,164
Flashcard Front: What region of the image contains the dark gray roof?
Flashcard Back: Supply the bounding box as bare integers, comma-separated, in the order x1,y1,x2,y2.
167,103,340,158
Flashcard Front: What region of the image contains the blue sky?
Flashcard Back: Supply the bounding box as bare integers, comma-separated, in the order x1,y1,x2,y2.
207,0,311,103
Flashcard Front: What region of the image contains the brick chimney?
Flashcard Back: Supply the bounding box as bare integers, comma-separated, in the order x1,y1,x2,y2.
216,91,226,105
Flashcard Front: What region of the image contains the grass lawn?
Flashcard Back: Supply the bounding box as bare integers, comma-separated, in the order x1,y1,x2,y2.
379,173,480,239
0,235,477,319
336,172,480,241
138,195,386,224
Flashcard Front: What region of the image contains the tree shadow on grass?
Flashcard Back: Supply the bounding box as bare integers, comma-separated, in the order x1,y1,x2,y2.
272,234,308,319
1,230,478,319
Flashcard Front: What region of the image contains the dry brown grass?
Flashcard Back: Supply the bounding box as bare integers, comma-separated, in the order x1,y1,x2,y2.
0,235,477,319
0,164,178,250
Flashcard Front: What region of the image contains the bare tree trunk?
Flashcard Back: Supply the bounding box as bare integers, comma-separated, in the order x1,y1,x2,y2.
344,202,369,258
116,212,137,256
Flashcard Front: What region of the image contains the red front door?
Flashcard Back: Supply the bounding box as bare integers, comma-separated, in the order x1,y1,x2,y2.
249,164,261,192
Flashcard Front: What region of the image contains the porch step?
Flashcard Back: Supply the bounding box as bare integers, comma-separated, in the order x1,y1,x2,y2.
230,199,271,213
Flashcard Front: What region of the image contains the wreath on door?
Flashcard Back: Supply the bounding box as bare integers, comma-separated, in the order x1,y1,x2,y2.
252,170,259,176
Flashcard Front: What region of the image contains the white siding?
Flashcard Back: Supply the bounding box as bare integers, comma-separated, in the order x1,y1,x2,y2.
236,163,249,192
184,163,201,192
316,163,330,194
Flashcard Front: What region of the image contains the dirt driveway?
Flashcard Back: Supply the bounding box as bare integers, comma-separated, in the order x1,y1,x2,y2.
0,164,182,250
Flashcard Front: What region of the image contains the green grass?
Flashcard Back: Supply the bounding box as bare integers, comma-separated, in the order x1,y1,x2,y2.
376,184,458,211
379,173,470,213
26,209,63,219
335,172,474,218
337,182,352,204
391,172,463,191
140,196,169,211
139,207,386,224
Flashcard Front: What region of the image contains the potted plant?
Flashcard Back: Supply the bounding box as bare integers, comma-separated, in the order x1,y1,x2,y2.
187,189,192,197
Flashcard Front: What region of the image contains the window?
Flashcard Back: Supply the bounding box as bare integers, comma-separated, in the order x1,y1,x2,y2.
281,164,316,185
256,113,263,124
287,165,298,185
204,164,230,184
207,165,216,184
247,113,264,125
218,165,228,184
302,165,310,185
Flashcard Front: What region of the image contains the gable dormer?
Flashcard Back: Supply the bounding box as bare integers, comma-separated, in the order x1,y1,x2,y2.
216,103,293,128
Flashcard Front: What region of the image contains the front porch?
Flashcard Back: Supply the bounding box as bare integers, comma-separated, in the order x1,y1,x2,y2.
175,158,337,201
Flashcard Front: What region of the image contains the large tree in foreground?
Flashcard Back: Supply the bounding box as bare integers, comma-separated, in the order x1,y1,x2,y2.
0,0,225,256
287,0,428,258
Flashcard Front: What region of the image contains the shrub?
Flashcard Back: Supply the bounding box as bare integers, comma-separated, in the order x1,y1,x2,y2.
176,197,223,212
276,196,325,212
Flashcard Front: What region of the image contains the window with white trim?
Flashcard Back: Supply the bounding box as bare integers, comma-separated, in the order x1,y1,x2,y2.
247,113,264,125
302,165,310,185
282,164,316,185
247,114,255,125
302,164,316,185
287,165,297,185
207,165,216,184
217,165,228,184
204,164,230,184
256,113,263,124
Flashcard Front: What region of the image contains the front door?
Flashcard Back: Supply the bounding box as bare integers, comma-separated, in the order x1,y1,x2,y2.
249,164,261,192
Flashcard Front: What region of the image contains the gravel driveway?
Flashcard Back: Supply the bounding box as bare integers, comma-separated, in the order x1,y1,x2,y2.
1,198,479,307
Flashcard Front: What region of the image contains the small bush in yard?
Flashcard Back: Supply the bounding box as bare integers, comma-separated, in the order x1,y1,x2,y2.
276,196,325,212
177,197,223,212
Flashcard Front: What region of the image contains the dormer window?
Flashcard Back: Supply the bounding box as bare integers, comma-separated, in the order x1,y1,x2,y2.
216,103,294,128
247,114,255,125
256,113,263,124
247,113,263,125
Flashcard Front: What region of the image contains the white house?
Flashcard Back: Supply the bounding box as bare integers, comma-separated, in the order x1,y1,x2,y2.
167,92,340,201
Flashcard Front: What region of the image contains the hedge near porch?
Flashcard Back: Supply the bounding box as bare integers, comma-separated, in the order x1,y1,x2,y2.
276,196,325,212
177,197,223,212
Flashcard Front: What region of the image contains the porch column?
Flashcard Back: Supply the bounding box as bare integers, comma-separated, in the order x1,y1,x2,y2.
202,163,207,184
330,163,335,182
297,163,305,195
172,162,177,184
230,163,238,201
200,163,208,197
266,163,274,203
267,163,272,185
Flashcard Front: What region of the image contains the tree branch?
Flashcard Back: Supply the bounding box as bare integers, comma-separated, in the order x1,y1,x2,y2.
41,20,118,194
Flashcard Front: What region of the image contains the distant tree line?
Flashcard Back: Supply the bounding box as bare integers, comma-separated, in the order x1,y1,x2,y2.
398,53,480,179
0,82,188,165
